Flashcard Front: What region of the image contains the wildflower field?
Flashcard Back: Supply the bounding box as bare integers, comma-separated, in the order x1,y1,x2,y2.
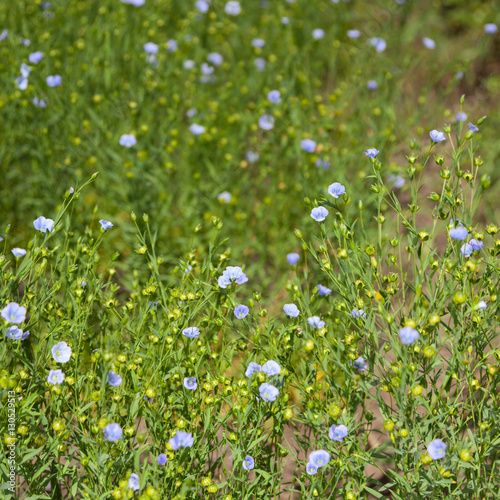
1,0,500,498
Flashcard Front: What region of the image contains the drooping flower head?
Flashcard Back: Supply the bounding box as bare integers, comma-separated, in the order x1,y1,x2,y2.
329,424,348,442
99,220,113,230
52,341,72,363
364,148,379,158
467,123,479,133
308,316,325,329
259,383,279,402
12,248,27,258
316,285,332,296
169,431,194,450
427,439,447,460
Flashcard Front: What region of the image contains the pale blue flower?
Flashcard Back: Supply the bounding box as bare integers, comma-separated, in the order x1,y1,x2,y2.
157,454,167,465
234,305,249,319
46,75,62,87
262,360,281,376
329,424,348,441
207,52,223,66
2,302,26,324
468,123,479,133
388,174,405,188
369,37,386,52
456,112,467,122
52,341,72,363
460,243,473,258
328,182,346,198
47,369,65,385
315,159,330,169
469,239,483,251
254,58,266,71
259,382,279,402
399,326,419,345
252,38,265,48
104,423,123,441
225,1,241,15
29,51,44,64
246,151,259,163
169,431,194,450
144,42,158,54
166,39,178,52
184,59,195,70
183,377,197,390
351,308,366,318
427,439,446,460
430,130,446,143
484,23,498,34
189,123,205,135
267,90,281,103
258,114,274,130
12,248,27,258
33,97,48,108
449,226,468,241
306,462,318,475
217,191,232,204
367,80,378,90
108,371,122,386
99,220,113,230
347,29,361,39
283,304,300,318
128,474,140,491
364,148,379,158
243,455,255,470
309,449,330,467
353,356,367,371
422,37,436,49
312,29,325,40
182,327,200,339
308,316,325,329
33,216,55,233
281,17,290,25
245,362,261,378
476,300,487,310
311,206,329,222
6,326,24,340
119,134,136,147
0,29,8,42
218,266,248,288
317,285,332,296
301,139,316,153
195,0,210,13
201,63,214,75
